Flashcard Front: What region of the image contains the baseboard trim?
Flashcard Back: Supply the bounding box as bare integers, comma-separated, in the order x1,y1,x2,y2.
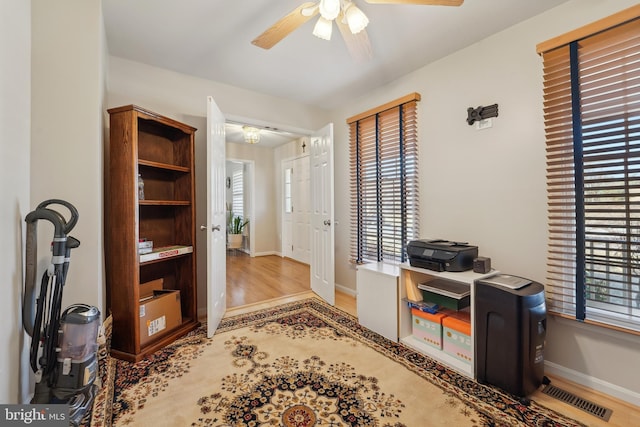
544,361,640,407
336,282,356,297
253,251,280,257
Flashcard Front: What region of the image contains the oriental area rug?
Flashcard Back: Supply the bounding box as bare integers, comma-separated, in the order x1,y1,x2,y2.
88,297,583,426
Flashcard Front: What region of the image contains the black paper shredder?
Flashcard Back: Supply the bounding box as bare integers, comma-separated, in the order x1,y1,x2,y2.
475,274,546,397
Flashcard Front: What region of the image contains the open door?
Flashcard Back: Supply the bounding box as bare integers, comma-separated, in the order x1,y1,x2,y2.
310,123,335,305
206,96,226,338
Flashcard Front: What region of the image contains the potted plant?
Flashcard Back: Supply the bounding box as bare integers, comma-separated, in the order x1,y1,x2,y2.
227,213,248,249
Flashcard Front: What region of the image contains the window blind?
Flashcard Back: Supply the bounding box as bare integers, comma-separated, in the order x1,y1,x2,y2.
232,169,244,219
348,93,420,264
540,7,640,332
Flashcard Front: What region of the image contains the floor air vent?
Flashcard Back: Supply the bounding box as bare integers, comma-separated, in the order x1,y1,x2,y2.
542,384,613,421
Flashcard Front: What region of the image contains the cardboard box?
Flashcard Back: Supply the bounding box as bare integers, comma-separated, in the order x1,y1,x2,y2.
412,308,447,350
139,289,182,346
139,278,164,301
442,309,472,364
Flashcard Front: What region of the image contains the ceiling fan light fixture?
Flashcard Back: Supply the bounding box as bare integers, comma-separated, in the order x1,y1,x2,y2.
318,0,341,21
344,3,369,34
242,126,260,144
313,16,333,40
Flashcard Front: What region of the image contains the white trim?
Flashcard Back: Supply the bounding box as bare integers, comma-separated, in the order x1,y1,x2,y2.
254,251,280,257
336,282,356,297
544,361,640,407
225,114,314,138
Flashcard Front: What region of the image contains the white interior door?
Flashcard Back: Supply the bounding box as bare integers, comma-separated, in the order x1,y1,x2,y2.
293,155,311,264
310,123,335,305
282,160,294,258
206,96,226,338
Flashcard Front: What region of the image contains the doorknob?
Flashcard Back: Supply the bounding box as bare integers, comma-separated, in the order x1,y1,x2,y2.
200,225,222,231
323,219,332,226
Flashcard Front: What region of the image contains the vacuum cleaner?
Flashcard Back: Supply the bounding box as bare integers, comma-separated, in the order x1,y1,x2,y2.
22,199,100,426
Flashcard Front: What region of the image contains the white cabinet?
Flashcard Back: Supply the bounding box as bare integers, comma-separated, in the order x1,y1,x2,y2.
398,263,497,378
356,261,498,378
356,263,400,342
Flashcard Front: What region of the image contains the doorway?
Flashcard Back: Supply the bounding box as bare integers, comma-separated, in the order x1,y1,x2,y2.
193,114,332,316
225,159,254,256
226,253,310,307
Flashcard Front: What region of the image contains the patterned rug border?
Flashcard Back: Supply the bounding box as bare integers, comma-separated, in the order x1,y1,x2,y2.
218,297,583,427
91,297,584,427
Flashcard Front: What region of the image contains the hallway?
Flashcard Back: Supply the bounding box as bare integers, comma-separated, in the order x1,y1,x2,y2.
226,253,311,308
225,252,356,316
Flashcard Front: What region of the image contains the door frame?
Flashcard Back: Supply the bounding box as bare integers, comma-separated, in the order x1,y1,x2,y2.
226,157,255,257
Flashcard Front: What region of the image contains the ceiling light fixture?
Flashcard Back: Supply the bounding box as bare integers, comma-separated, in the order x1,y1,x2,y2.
313,16,333,40
319,0,341,20
344,2,369,34
312,0,369,41
243,126,260,144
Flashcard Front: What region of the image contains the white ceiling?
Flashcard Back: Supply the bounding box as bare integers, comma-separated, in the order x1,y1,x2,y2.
103,0,569,146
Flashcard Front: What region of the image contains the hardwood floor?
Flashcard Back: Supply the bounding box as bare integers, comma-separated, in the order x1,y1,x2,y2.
226,252,312,307
225,253,638,426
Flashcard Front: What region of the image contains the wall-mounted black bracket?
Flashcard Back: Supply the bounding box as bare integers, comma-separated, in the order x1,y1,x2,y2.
467,103,498,125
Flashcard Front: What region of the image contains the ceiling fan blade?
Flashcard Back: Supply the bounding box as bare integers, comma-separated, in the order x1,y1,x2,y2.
252,2,319,49
336,15,373,63
365,0,463,5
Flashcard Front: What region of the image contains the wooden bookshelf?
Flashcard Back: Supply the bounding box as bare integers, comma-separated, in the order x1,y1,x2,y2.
105,105,199,362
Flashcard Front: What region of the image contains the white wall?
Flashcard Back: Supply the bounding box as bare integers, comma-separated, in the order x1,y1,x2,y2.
0,0,31,405
107,58,330,314
31,0,106,314
108,57,331,130
330,0,640,404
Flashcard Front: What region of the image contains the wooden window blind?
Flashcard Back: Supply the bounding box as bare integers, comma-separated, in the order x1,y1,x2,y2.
348,93,420,264
539,5,640,332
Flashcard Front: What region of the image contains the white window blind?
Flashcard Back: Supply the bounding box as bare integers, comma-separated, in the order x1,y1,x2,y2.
232,169,244,219
539,6,640,332
348,93,420,263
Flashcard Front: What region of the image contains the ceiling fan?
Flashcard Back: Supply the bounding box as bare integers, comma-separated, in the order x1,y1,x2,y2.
251,0,464,61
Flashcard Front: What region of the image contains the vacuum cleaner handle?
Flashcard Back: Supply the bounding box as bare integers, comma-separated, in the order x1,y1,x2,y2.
37,199,79,234
23,201,78,337
25,207,67,238
23,208,66,337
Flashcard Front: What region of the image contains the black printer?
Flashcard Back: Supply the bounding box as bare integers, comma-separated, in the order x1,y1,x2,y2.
406,239,478,272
